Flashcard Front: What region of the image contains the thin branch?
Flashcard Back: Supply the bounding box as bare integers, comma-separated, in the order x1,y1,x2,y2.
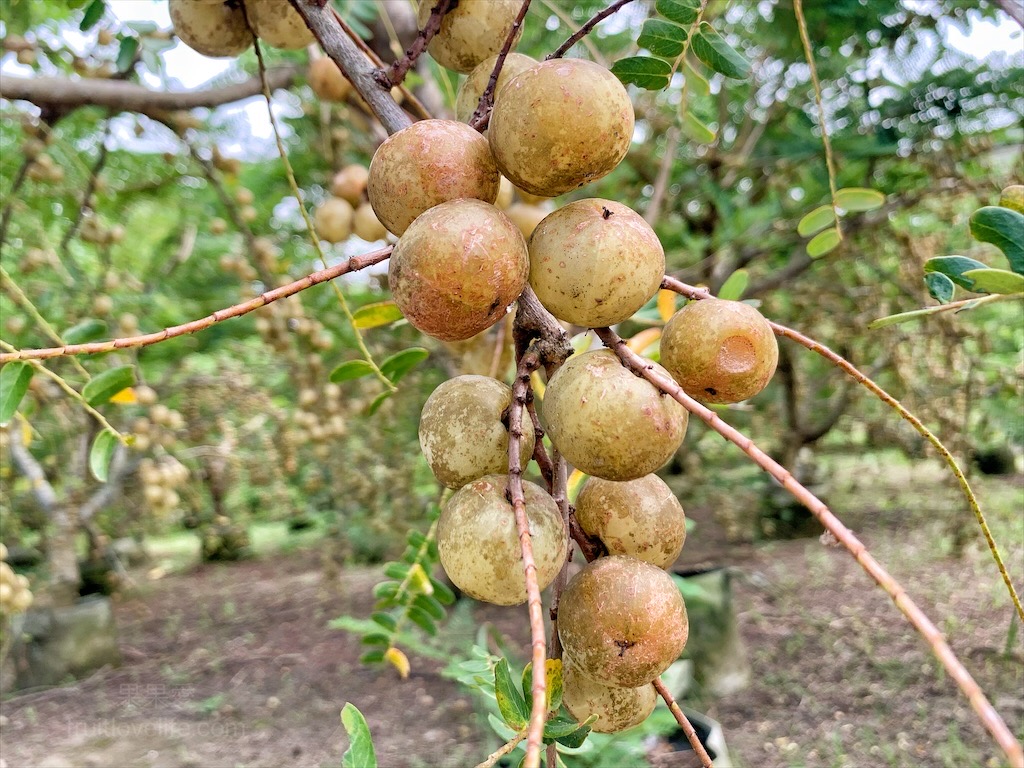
0,155,32,248
508,347,547,768
546,0,638,60
0,246,392,363
994,0,1024,28
663,275,1024,625
644,125,680,226
534,0,606,64
58,118,111,281
594,325,1024,767
468,0,532,132
379,0,456,88
652,679,715,768
474,729,527,768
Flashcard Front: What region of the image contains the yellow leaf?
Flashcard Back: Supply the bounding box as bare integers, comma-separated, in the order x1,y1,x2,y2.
626,327,661,354
657,289,677,323
530,370,545,399
385,647,410,679
109,387,137,404
17,413,33,448
545,658,563,711
567,469,587,502
408,563,434,596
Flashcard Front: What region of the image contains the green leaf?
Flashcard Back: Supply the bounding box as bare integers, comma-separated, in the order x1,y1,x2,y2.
89,429,118,482
413,594,445,621
681,110,715,144
360,633,391,646
961,268,1024,295
683,61,710,96
116,36,139,72
717,269,748,301
554,715,598,748
383,562,409,580
521,659,563,714
691,23,750,80
869,303,979,329
63,318,108,345
924,272,955,304
637,19,686,58
835,187,885,213
79,0,105,30
806,227,841,258
341,703,378,768
970,206,1024,274
82,365,135,407
372,582,399,601
543,715,584,740
406,605,437,636
352,301,404,330
797,205,836,237
370,612,397,632
330,359,375,383
429,577,456,605
0,362,33,426
359,650,386,664
494,658,529,729
923,255,989,289
366,390,392,416
379,347,429,383
610,56,672,90
656,0,700,25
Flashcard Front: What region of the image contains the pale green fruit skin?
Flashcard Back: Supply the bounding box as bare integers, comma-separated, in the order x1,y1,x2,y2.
352,202,387,242
437,475,567,605
247,1,314,49
388,199,528,342
314,197,354,243
368,120,500,236
419,0,524,73
529,199,664,327
489,59,634,197
504,202,550,239
999,185,1024,214
575,474,686,569
562,658,657,733
169,0,251,57
558,555,688,688
542,350,688,481
419,375,535,489
660,298,779,404
455,53,537,122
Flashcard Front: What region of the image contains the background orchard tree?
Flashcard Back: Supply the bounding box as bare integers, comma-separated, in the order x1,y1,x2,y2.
0,0,1022,766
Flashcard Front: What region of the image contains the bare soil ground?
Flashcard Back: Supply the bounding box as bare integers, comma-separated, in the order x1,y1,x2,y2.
1,465,1022,768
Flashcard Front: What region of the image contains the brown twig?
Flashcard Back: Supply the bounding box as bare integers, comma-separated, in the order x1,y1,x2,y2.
379,0,456,88
0,155,33,249
0,247,393,363
468,0,532,132
593,325,1024,767
652,679,715,768
525,397,555,489
546,0,638,60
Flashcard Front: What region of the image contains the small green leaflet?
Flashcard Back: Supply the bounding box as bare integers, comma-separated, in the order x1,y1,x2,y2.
494,658,529,729
637,19,686,58
553,715,598,747
683,61,710,96
924,272,955,304
370,612,397,632
834,187,885,212
970,206,1024,274
79,0,105,30
116,36,139,72
330,359,375,383
366,390,392,416
341,703,378,768
379,347,429,383
352,301,404,329
718,269,749,301
797,205,836,237
89,429,118,482
82,365,135,407
691,23,751,80
923,255,989,289
681,111,715,143
63,318,108,345
359,649,386,664
806,227,841,258
406,604,437,636
656,0,700,25
610,56,672,90
961,268,1024,295
0,362,33,426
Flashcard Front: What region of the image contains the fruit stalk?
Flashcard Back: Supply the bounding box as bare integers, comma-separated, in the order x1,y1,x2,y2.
594,326,1024,767
652,679,715,768
379,0,457,88
546,0,637,60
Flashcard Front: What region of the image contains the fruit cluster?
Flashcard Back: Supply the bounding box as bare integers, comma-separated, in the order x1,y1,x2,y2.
169,0,313,57
0,544,33,617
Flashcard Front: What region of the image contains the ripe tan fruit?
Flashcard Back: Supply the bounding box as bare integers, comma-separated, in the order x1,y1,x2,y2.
419,0,524,73
437,474,567,605
352,203,388,242
419,375,535,489
330,164,369,206
660,298,779,404
169,0,251,58
314,197,354,243
368,119,500,236
455,52,536,122
558,555,688,688
528,199,663,327
388,199,528,341
308,57,352,102
504,203,549,239
246,1,314,49
542,350,688,481
575,474,686,569
489,59,634,197
562,659,657,733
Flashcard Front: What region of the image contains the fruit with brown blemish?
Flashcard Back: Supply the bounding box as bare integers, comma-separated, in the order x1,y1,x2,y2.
368,119,500,236
660,298,779,404
561,658,658,733
437,474,567,606
541,350,688,481
419,0,525,74
246,1,314,49
418,375,535,489
455,52,537,122
388,199,528,342
169,0,251,58
575,474,686,569
528,199,664,327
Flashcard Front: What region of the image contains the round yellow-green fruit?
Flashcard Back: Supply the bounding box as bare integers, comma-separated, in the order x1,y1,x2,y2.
247,1,314,49
562,658,657,733
419,0,524,74
455,52,536,122
169,0,251,57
